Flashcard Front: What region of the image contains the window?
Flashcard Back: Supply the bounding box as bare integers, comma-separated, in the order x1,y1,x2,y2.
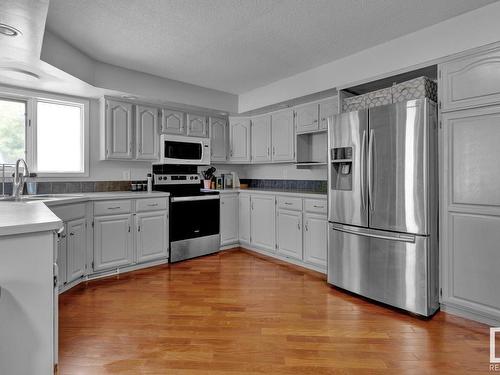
35,100,84,173
0,88,88,176
0,98,26,165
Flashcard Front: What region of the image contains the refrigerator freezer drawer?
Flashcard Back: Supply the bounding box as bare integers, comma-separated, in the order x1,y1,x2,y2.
327,223,439,316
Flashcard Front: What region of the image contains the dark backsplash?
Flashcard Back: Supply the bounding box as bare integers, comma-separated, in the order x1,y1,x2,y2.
1,180,146,195
240,179,327,193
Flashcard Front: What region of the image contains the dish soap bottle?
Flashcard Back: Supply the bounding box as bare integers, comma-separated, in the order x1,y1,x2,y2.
147,173,153,193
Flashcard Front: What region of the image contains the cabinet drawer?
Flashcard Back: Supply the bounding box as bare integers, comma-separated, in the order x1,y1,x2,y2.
136,197,168,212
304,199,327,214
49,203,86,221
277,196,302,211
94,200,132,216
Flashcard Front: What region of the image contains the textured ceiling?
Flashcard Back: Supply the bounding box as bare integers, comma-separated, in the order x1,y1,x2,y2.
46,0,497,94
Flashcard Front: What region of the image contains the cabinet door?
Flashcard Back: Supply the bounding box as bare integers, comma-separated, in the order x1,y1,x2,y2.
161,109,185,135
319,98,338,130
276,209,302,260
93,214,133,272
105,100,133,159
440,47,500,111
295,103,319,133
239,194,251,243
136,211,169,263
57,225,67,287
271,110,294,161
220,194,239,245
250,195,276,252
251,115,272,163
229,118,251,162
67,218,86,282
303,213,327,267
136,105,159,160
187,114,208,137
210,117,228,162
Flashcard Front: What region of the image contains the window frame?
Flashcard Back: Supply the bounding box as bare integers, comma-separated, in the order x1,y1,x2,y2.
0,86,89,178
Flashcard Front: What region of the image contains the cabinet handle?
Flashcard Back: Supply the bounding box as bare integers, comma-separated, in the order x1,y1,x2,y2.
128,226,131,233
313,205,324,208
138,225,141,232
297,222,300,230
147,203,158,207
313,119,318,123
267,147,270,156
69,232,74,236
107,206,121,210
221,201,225,205
305,221,309,231
284,202,292,205
272,146,275,155
251,201,254,210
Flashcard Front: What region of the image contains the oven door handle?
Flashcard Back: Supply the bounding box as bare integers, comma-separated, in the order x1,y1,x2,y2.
171,195,220,202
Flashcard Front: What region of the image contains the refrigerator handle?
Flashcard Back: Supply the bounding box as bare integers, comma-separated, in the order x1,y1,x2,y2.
332,224,416,243
368,129,374,211
360,130,367,210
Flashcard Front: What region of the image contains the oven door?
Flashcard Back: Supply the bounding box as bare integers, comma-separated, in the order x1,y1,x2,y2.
160,134,210,165
170,195,220,262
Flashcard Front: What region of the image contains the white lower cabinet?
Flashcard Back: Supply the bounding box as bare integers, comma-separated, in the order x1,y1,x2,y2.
250,195,276,252
303,212,327,268
57,225,67,287
220,193,239,245
67,218,87,282
239,194,251,243
276,209,302,260
93,213,134,272
135,211,169,263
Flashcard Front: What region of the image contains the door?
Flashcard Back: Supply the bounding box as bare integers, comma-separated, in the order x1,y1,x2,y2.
271,110,294,162
368,99,430,235
67,218,86,282
93,214,133,272
276,209,302,260
250,195,275,252
136,105,159,160
170,197,220,242
210,117,228,162
295,103,319,133
328,223,438,316
303,213,327,267
229,118,251,162
319,98,338,130
136,211,169,263
106,100,133,159
251,115,272,162
220,194,239,245
187,114,208,137
239,194,251,243
328,109,368,227
161,109,185,135
57,224,67,287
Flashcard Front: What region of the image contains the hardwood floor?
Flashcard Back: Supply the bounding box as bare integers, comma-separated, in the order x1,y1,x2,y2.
59,248,491,374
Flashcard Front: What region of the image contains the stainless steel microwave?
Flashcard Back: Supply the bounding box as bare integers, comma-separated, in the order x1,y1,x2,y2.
159,134,210,165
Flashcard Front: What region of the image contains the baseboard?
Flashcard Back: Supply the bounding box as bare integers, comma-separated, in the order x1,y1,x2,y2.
237,243,326,274
441,303,500,326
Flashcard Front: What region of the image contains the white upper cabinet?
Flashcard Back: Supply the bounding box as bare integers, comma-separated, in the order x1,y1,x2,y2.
440,46,500,111
271,109,295,162
66,218,86,282
319,97,338,130
276,209,303,260
229,117,251,162
239,194,251,243
209,117,228,162
104,100,134,159
135,211,169,263
186,114,208,137
135,105,159,160
251,115,272,163
220,193,239,245
295,102,319,133
161,109,185,135
303,212,327,268
250,195,276,252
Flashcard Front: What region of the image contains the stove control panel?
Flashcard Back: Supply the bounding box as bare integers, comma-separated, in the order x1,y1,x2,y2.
154,174,200,185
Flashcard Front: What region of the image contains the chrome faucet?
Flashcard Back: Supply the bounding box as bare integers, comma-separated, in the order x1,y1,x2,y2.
12,158,29,199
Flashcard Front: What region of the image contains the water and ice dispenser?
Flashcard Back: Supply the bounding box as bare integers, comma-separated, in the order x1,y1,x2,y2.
330,146,353,191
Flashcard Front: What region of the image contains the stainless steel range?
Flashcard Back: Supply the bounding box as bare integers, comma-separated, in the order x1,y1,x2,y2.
152,165,220,262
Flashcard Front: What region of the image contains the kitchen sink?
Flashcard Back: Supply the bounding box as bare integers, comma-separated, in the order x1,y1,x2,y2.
0,194,82,202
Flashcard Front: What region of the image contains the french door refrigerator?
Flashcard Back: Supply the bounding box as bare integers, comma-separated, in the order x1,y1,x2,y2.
327,98,439,316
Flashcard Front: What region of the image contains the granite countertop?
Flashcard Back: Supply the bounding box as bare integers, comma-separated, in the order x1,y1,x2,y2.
0,191,170,237
202,188,327,199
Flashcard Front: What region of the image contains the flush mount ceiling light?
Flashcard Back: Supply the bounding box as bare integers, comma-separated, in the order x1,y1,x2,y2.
0,23,21,37
0,67,40,81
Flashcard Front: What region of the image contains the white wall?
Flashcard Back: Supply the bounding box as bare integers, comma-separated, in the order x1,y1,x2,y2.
239,1,500,112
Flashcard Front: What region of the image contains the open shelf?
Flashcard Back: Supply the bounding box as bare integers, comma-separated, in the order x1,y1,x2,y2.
296,132,327,168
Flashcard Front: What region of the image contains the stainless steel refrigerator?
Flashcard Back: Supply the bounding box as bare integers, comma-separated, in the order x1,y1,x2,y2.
327,98,439,316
